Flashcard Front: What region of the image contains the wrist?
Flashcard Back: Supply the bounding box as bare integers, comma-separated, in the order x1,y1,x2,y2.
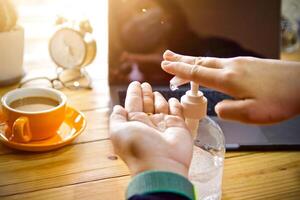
127,157,189,178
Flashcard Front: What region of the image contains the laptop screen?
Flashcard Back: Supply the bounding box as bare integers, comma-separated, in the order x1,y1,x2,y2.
109,0,280,86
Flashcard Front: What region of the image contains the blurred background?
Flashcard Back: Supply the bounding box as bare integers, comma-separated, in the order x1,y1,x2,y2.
11,0,300,82
13,0,108,80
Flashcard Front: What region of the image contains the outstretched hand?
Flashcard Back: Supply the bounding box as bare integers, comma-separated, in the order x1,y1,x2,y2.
162,50,300,124
110,82,193,177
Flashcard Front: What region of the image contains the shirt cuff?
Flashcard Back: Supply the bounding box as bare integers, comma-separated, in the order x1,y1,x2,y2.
126,170,196,200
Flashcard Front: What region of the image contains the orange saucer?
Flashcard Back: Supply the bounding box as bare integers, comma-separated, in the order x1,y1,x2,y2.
0,106,86,152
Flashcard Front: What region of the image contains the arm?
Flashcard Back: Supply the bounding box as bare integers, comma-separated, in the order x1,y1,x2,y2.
162,50,300,124
110,82,196,200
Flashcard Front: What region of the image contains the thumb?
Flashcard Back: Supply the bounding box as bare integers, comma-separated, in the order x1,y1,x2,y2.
215,99,258,123
110,105,128,125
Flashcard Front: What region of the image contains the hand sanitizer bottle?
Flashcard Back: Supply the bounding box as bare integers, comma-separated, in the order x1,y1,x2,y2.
181,82,225,200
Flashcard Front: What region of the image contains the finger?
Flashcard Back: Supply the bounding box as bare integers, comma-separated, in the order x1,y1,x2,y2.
153,91,168,114
168,98,184,119
109,106,128,156
125,81,143,112
196,57,225,69
215,99,259,123
141,82,154,113
163,50,198,65
163,50,224,68
161,61,224,91
170,76,189,88
110,105,128,125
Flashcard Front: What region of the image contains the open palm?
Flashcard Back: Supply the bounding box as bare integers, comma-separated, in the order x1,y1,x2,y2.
110,82,193,177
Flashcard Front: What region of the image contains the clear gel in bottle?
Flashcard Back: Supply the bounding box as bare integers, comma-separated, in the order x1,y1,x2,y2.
180,82,225,200
189,117,225,200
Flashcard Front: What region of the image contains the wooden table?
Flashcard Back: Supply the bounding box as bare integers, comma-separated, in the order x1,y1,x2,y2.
1,0,300,198
1,79,300,200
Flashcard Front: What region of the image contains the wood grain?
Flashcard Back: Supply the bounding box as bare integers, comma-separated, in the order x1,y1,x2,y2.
0,140,129,196
0,133,255,196
1,81,299,199
223,152,300,199
1,175,130,200
0,0,300,199
1,151,299,200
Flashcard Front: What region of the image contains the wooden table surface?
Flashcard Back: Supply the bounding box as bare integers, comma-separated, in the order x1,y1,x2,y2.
1,0,300,199
1,78,300,200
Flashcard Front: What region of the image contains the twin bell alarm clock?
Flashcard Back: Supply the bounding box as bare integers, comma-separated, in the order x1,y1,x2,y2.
49,16,96,70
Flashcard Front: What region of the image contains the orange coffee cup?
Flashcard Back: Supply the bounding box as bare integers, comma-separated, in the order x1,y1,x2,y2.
1,88,67,143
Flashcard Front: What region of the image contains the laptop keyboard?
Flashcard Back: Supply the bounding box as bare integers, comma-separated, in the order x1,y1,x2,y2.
118,88,232,116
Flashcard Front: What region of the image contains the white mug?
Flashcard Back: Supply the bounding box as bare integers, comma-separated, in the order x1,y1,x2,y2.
0,26,24,86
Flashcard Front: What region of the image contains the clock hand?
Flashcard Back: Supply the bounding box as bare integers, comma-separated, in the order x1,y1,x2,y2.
68,46,75,57
63,39,74,57
64,44,74,58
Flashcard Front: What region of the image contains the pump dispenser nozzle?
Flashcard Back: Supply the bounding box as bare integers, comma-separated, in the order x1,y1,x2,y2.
180,81,207,137
191,82,199,96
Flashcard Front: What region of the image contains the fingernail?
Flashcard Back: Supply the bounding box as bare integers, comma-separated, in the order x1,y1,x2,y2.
165,50,175,56
214,104,221,116
170,76,189,90
162,61,171,66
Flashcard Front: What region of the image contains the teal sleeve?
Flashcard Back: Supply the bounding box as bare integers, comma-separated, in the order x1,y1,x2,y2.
126,171,196,200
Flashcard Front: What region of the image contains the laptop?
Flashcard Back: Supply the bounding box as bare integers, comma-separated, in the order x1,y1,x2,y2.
109,0,300,150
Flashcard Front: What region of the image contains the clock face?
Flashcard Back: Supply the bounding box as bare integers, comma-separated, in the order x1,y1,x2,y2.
49,28,86,68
